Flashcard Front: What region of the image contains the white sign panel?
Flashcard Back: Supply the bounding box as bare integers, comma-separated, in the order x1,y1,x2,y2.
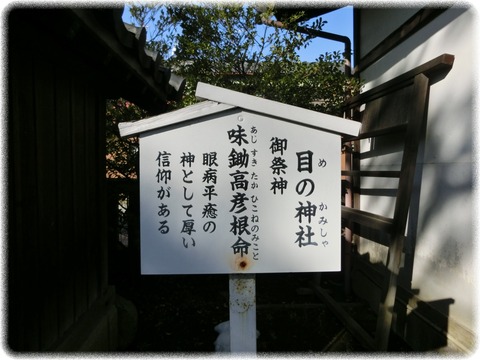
139,110,341,274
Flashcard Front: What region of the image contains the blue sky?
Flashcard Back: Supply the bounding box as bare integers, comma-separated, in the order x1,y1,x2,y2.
122,5,353,65
296,6,353,63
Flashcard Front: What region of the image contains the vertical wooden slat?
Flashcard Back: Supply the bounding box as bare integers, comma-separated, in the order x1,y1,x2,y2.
9,9,114,351
96,97,109,291
71,73,88,321
8,25,41,351
55,63,76,338
342,144,353,298
8,28,23,351
34,44,60,349
352,138,361,239
84,85,99,306
375,73,430,350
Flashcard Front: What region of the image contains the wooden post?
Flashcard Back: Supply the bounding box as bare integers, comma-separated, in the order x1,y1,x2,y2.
229,274,257,353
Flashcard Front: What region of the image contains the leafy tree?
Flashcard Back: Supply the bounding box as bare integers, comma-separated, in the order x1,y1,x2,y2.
126,3,362,113
106,98,147,179
107,3,363,178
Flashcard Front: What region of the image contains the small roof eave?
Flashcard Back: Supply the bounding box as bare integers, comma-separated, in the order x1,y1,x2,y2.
119,82,361,138
119,100,236,137
195,82,361,137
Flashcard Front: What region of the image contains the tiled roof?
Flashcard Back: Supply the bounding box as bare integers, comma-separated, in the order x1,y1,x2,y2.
110,8,186,102
71,7,186,113
12,6,185,113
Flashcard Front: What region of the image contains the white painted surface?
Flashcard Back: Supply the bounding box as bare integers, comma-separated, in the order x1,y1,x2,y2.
119,83,361,138
195,82,361,137
358,8,418,58
139,109,342,274
228,274,257,353
357,6,477,331
118,101,236,137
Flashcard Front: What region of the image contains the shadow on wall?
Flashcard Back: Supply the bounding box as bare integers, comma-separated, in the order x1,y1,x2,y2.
404,298,455,351
350,252,456,351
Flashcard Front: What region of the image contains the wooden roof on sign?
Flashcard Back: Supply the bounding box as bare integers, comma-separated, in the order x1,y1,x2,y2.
119,82,361,138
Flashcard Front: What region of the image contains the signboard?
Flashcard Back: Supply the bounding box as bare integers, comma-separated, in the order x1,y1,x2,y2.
139,109,341,274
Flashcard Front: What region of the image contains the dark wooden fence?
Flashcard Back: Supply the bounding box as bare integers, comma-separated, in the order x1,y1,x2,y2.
8,12,111,349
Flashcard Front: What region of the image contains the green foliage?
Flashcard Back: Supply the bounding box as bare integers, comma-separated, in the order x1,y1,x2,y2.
126,3,362,113
106,4,363,178
106,98,147,179
254,51,361,116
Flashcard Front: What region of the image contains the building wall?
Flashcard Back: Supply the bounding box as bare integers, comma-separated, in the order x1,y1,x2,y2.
8,11,112,351
355,6,476,347
358,8,418,58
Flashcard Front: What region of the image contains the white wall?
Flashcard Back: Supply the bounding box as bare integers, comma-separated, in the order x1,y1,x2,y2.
359,8,418,58
357,6,477,334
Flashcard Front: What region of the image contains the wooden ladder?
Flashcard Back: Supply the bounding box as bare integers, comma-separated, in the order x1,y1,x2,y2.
317,54,454,351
